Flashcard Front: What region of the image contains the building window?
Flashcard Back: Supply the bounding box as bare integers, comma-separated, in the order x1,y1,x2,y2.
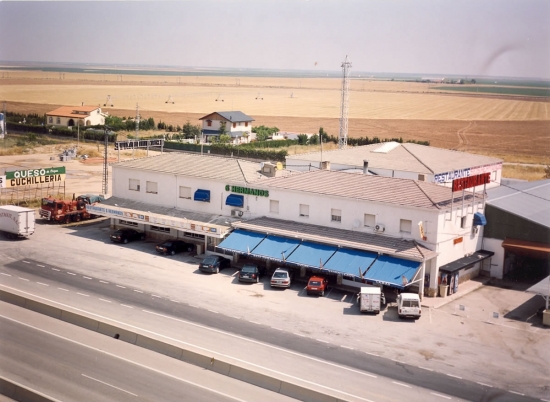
118,219,138,227
299,204,309,218
331,208,341,222
181,231,205,240
150,225,170,233
146,181,158,194
245,122,248,127
56,117,61,124
129,179,140,191
364,213,376,227
207,120,212,127
179,186,191,199
400,219,412,234
233,122,236,128
418,174,425,181
270,200,279,214
461,215,468,229
48,117,53,124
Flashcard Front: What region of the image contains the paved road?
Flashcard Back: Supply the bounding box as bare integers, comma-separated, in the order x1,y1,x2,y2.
0,302,296,402
1,256,538,402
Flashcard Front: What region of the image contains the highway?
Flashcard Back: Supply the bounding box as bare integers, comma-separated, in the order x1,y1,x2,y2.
0,301,295,402
1,254,539,402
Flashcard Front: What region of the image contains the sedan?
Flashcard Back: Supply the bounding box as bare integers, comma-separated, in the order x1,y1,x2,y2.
270,268,292,288
199,255,231,274
155,240,194,255
306,276,328,296
110,228,145,244
238,264,262,283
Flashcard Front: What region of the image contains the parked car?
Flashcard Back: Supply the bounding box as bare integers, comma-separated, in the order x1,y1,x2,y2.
238,264,263,283
199,255,231,273
270,268,292,288
306,276,328,296
110,228,145,244
397,293,421,319
155,239,194,255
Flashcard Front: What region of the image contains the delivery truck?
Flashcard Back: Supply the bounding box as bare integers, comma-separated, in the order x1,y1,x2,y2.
0,205,36,239
358,286,385,314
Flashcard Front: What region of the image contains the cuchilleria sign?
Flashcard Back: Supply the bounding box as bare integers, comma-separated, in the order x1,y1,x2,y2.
0,167,66,188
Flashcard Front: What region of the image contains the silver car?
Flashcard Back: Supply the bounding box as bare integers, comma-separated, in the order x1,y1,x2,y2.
270,268,292,288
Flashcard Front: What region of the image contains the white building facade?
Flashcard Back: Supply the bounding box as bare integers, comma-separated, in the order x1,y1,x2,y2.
46,105,105,128
199,111,255,144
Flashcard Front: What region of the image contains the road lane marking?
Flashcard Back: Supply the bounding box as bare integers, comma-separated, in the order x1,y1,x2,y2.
430,392,451,399
83,276,92,280
476,382,492,387
392,381,410,388
99,298,111,303
341,345,354,350
271,327,283,331
151,294,161,298
340,295,347,302
169,299,180,303
22,261,30,264
77,293,89,297
208,310,218,314
18,277,29,281
52,268,60,271
0,285,377,402
67,272,76,276
391,359,404,363
37,264,45,268
81,374,138,397
248,321,261,325
446,373,462,379
116,285,126,289
58,288,69,291
99,280,109,284
316,339,329,343
509,390,525,396
133,290,143,293
419,366,433,371
120,304,133,309
37,282,49,286
0,273,11,277
365,352,380,357
294,333,306,337
189,304,199,308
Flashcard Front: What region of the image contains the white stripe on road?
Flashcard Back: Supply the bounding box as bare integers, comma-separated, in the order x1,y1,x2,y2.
37,264,45,268
365,352,380,357
151,294,161,298
83,276,92,280
509,390,525,396
77,293,89,297
52,268,60,271
22,261,30,264
208,310,218,314
81,374,138,397
18,277,29,281
133,290,143,293
341,345,354,350
116,285,126,289
392,381,410,388
99,298,111,303
316,339,329,343
419,366,433,371
446,373,462,379
430,392,451,399
476,382,492,387
99,280,109,284
0,273,11,276
67,272,76,276
37,282,49,286
58,288,69,291
120,304,133,309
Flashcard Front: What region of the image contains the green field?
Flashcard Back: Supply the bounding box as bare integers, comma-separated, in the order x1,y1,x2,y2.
436,85,550,97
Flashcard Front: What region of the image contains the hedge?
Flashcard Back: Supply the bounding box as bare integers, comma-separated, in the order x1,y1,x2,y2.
6,122,117,142
163,141,288,161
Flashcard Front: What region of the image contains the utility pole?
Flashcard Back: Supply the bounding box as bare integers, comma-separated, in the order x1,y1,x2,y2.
134,103,140,157
102,125,110,196
338,56,352,149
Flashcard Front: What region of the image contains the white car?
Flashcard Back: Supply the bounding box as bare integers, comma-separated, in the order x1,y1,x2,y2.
270,268,292,288
397,293,421,319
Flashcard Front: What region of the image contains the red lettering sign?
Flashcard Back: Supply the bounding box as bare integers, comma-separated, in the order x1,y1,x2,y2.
452,173,491,192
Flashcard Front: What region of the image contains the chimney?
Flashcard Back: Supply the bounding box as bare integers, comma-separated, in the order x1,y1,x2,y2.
320,161,331,171
363,160,369,174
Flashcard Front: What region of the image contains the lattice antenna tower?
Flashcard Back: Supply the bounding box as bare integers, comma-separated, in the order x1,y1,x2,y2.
338,56,352,149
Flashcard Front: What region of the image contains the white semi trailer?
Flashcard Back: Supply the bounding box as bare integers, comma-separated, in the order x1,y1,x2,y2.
0,205,36,239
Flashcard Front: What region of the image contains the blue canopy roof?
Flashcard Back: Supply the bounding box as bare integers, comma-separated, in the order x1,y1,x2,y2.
323,248,377,276
473,212,487,226
226,194,244,208
285,241,338,268
217,229,266,254
194,189,210,202
250,235,300,261
364,255,420,289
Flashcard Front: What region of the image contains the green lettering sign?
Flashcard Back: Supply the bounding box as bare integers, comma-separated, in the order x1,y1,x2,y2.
225,184,269,197
6,166,66,180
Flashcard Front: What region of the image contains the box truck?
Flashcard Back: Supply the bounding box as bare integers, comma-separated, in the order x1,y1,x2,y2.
358,286,385,314
0,205,36,239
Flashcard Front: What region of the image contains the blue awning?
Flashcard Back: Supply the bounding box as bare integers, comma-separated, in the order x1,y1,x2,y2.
225,194,244,208
194,189,210,202
323,248,378,276
364,255,421,289
285,241,338,268
473,212,487,226
217,229,266,254
250,235,301,261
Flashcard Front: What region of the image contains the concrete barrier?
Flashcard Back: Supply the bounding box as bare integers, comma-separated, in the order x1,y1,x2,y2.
135,334,184,360
60,310,100,332
0,376,59,402
1,289,351,402
97,321,138,344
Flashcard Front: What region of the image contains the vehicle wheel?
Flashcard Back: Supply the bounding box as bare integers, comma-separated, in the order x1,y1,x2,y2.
216,267,219,274
256,276,260,283
64,216,71,224
170,250,175,256
73,214,81,222
321,290,325,297
123,238,128,244
398,315,404,319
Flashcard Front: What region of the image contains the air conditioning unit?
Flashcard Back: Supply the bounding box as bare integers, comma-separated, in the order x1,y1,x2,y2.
374,224,385,232
231,210,244,217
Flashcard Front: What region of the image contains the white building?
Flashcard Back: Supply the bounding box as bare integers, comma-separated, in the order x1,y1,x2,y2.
199,111,255,144
46,105,105,128
286,142,503,190
88,152,494,299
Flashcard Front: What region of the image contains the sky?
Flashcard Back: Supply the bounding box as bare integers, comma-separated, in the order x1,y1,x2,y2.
0,0,549,79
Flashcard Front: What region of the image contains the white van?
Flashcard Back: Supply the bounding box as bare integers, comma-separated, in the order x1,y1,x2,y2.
397,293,421,319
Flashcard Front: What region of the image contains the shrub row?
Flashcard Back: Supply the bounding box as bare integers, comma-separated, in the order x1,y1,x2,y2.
6,122,117,142
163,141,288,161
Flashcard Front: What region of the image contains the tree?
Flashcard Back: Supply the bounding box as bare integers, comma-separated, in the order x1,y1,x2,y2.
297,134,309,145
218,134,231,144
182,120,201,139
308,134,319,145
319,127,329,143
252,125,279,141
544,165,550,179
219,121,227,136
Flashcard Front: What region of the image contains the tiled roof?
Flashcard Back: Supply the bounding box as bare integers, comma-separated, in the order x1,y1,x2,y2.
262,170,482,210
199,111,254,122
286,142,501,174
233,217,437,261
113,152,267,183
46,105,99,118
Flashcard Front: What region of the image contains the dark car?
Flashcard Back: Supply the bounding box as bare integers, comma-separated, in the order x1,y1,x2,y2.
238,264,263,283
155,239,194,255
110,228,145,244
199,255,231,273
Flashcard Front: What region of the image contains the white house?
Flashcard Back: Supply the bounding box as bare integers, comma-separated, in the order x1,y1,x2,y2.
199,111,255,144
46,105,105,128
87,152,493,299
286,142,503,190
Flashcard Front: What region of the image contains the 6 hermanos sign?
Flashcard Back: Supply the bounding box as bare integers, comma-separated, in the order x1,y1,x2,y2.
225,185,269,197
1,167,66,188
